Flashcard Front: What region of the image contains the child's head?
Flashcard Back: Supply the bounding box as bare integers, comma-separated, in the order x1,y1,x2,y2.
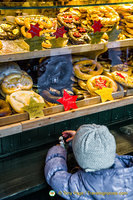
72,124,116,172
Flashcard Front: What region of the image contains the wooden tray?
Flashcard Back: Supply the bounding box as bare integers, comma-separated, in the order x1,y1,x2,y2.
0,90,124,127
124,88,133,97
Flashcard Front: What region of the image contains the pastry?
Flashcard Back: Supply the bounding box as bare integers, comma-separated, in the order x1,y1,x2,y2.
112,71,133,88
0,21,20,40
57,12,80,29
1,72,33,95
73,60,103,80
86,75,118,95
0,99,11,117
68,27,90,44
8,90,44,113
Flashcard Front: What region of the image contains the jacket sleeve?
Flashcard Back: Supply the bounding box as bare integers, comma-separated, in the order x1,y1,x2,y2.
44,145,72,200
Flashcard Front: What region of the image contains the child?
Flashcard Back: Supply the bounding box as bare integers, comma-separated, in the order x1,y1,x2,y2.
45,124,133,200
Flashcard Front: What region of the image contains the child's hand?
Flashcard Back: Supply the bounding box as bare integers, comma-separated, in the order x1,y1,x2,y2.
62,130,76,142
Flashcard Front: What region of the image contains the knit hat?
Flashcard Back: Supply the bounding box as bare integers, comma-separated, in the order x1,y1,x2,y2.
72,124,116,172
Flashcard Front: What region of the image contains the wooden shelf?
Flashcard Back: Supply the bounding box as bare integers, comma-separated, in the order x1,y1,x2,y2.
0,95,133,138
0,39,133,63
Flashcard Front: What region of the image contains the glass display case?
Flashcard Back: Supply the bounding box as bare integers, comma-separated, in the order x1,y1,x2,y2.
0,0,133,136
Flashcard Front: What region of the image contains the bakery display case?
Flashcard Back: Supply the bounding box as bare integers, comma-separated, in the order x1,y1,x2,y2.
0,1,133,136
1,1,133,200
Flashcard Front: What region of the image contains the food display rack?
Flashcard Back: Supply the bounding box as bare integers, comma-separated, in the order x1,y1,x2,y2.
0,1,133,199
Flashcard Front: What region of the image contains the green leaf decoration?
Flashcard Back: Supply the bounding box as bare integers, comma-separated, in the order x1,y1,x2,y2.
88,32,104,44
107,25,121,42
25,36,45,51
50,37,68,48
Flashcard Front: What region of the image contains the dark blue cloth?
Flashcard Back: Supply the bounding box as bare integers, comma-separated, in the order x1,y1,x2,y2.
45,145,133,200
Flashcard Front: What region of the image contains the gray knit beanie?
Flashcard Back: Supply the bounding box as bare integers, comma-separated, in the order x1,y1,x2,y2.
72,124,116,172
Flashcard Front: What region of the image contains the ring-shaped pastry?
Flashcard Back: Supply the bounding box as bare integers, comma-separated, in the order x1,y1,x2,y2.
112,71,133,88
21,26,32,39
111,64,132,75
0,99,11,117
15,16,26,26
87,6,119,26
78,79,87,90
68,28,90,44
74,60,103,80
57,12,80,29
1,73,33,95
86,75,118,95
24,17,53,30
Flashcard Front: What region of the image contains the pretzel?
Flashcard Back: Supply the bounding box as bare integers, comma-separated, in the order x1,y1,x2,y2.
87,6,120,26
21,26,32,39
78,80,87,90
24,17,53,30
86,75,118,95
73,60,103,80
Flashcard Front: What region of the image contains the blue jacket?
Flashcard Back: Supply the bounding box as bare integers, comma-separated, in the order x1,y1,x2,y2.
45,145,133,200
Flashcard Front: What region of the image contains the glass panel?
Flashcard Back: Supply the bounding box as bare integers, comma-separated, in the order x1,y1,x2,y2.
0,1,133,9
0,3,133,121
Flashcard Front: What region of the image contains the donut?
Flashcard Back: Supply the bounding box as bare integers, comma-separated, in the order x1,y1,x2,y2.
73,60,103,80
86,75,118,95
0,99,11,117
8,90,45,113
112,71,133,88
1,72,33,95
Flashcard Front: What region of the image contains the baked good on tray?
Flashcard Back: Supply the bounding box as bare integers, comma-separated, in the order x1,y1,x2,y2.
0,21,20,40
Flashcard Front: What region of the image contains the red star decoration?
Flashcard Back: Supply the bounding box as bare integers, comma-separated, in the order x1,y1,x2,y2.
28,23,42,38
57,90,78,111
116,72,125,79
53,26,67,38
95,77,107,89
92,20,103,33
